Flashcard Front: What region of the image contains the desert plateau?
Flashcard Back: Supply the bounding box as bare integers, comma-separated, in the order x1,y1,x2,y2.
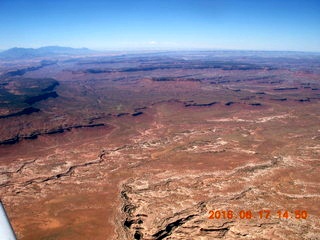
0,50,319,240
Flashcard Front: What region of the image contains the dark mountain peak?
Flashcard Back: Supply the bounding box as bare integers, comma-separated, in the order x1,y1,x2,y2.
0,46,96,59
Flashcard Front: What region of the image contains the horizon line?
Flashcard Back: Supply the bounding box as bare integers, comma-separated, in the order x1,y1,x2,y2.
1,45,320,54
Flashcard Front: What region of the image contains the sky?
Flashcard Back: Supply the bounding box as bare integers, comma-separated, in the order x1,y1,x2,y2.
0,0,319,51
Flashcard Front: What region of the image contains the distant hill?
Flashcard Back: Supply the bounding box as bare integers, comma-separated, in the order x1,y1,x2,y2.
0,46,96,59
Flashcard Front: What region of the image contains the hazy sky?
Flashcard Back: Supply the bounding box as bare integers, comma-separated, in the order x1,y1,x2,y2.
0,0,319,51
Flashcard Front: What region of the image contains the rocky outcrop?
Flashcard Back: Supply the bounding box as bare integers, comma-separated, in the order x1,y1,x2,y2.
0,123,106,145
24,91,58,105
0,107,40,119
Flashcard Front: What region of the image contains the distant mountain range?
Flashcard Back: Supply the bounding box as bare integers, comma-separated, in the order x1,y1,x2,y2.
0,46,96,59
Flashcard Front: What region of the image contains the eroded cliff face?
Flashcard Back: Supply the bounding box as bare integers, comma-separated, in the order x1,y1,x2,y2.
119,157,319,240
0,53,319,239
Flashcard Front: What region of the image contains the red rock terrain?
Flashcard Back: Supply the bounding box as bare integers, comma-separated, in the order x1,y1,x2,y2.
0,51,319,239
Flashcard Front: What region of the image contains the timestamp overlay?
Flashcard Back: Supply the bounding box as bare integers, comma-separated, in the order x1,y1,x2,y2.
203,205,319,239
208,209,308,220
